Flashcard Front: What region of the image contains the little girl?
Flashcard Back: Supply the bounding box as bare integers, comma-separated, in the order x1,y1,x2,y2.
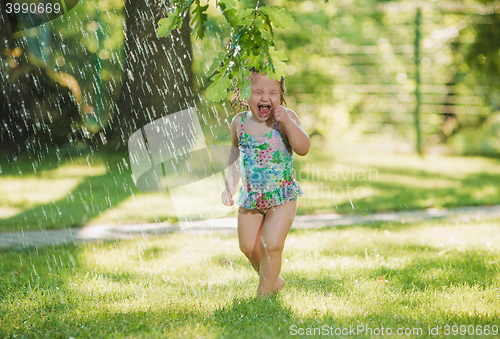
221,70,310,297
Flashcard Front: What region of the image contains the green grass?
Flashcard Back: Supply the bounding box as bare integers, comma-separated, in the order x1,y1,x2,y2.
1,217,500,338
1,146,500,231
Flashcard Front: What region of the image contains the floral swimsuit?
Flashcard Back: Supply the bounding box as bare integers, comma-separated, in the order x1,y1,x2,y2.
235,112,303,213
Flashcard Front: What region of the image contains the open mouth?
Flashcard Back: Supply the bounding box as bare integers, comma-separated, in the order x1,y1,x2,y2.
258,104,272,117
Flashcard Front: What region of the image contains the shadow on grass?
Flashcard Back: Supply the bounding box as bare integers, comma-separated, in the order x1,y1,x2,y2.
284,249,500,297
212,296,297,338
0,170,134,231
371,250,500,292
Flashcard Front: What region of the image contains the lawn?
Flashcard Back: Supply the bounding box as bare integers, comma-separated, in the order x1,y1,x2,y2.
1,147,500,232
1,217,499,338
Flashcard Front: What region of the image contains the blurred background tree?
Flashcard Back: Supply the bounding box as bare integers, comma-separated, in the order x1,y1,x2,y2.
450,0,500,154
0,0,194,155
107,0,194,150
0,0,125,155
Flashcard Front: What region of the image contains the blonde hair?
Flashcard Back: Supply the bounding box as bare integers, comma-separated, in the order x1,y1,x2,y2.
231,69,287,113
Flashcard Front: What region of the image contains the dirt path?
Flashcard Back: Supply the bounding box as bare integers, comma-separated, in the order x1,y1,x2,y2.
1,205,500,249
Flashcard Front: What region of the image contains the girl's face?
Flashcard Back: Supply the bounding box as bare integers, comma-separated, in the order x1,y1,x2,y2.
248,73,281,123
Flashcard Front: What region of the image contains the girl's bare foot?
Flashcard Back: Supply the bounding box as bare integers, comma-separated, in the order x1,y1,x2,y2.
256,277,285,298
256,290,272,298
272,276,285,294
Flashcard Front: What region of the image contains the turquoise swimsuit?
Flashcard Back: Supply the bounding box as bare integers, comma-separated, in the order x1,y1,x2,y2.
235,112,303,210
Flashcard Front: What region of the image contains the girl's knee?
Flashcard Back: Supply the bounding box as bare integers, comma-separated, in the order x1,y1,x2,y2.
239,243,256,257
260,237,284,253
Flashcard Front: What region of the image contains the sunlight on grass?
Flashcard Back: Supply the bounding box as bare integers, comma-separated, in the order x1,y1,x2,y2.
91,192,176,224
44,160,108,177
0,177,80,208
0,206,23,218
473,185,499,201
335,152,500,177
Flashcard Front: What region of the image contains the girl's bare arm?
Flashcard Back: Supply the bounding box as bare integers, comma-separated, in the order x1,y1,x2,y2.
274,107,310,156
225,114,242,195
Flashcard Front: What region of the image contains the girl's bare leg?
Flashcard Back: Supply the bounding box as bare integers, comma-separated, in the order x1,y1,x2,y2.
257,199,297,296
237,207,286,292
237,207,264,272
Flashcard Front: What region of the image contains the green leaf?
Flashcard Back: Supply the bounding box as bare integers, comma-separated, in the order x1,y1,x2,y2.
218,0,236,9
260,28,273,42
260,12,274,38
267,47,288,81
269,46,287,62
191,3,209,40
258,6,294,29
238,8,255,27
223,9,239,27
248,54,260,71
207,74,231,102
208,52,226,76
218,0,238,26
157,12,182,38
238,67,251,99
259,50,268,73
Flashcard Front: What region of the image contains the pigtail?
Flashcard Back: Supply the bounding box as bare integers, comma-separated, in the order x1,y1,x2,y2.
231,87,248,114
279,76,287,107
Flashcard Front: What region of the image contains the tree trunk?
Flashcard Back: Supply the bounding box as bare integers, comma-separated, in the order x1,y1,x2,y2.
106,0,194,150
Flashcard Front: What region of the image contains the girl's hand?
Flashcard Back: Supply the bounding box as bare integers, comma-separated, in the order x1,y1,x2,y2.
221,187,234,206
273,106,293,126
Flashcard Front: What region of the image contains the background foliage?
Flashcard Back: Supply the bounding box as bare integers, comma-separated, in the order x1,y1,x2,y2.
183,0,500,154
